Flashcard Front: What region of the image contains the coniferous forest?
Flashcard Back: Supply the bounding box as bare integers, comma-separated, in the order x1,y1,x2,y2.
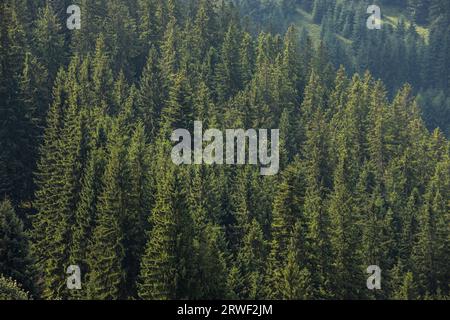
0,0,449,300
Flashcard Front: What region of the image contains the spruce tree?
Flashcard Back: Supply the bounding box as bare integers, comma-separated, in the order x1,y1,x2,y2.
137,47,163,139
234,219,267,299
216,24,242,104
86,124,128,300
0,275,30,300
0,199,34,293
138,140,195,300
33,3,66,86
413,158,449,298
123,123,153,297
328,157,364,299
265,159,305,299
276,223,313,300
32,60,85,299
0,1,29,204
302,109,333,298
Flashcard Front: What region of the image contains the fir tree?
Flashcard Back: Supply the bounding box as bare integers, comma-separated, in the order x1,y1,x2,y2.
33,3,66,86
137,47,163,139
86,124,128,300
413,158,449,298
328,156,363,299
0,199,34,293
216,24,242,104
0,275,30,300
276,223,313,300
138,140,195,300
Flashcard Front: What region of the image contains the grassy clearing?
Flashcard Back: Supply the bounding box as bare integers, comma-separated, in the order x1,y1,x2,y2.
380,5,429,39
293,7,322,44
290,3,429,44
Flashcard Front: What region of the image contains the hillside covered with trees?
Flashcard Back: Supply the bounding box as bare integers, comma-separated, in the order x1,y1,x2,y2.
238,0,450,135
0,0,448,300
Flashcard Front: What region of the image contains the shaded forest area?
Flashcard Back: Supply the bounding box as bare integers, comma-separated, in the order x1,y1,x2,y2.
238,0,450,136
0,0,449,300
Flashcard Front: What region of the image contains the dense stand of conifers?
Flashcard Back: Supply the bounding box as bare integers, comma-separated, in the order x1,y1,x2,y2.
240,0,450,136
0,0,448,300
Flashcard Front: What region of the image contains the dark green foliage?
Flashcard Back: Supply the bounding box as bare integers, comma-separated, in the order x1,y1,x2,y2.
86,124,128,300
0,1,35,205
408,0,430,25
0,200,34,293
0,275,30,300
138,141,195,300
0,0,448,301
33,3,66,86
